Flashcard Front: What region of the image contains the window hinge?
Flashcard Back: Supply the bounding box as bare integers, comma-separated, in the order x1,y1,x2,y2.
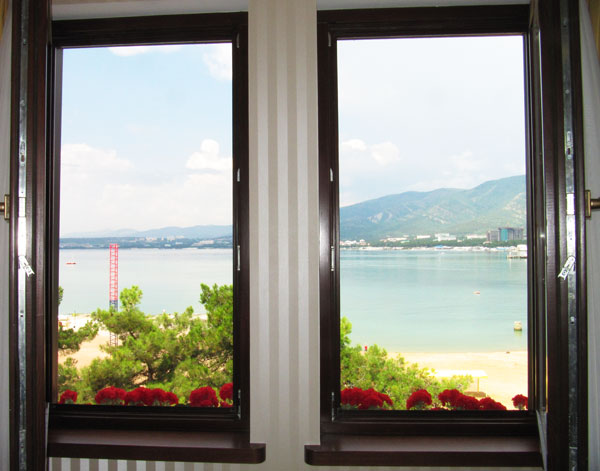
237,245,241,271
236,33,240,49
558,256,575,280
0,194,9,221
237,389,242,419
330,246,335,271
18,255,35,277
328,32,332,47
330,168,333,182
331,391,336,421
237,168,241,182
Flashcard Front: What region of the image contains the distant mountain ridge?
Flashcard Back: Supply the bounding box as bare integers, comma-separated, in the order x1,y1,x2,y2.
63,224,232,240
340,175,526,241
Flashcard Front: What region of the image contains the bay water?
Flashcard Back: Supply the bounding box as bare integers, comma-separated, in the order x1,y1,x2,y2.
59,247,527,353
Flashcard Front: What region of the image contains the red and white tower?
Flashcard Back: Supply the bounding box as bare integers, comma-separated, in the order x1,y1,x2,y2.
109,243,119,310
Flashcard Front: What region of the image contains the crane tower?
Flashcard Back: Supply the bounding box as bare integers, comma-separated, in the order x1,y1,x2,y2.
109,243,119,347
109,243,119,310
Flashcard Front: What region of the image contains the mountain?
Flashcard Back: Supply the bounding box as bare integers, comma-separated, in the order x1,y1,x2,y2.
63,224,232,240
340,175,526,241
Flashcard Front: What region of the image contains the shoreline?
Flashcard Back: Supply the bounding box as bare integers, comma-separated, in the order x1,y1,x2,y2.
60,314,527,409
391,350,527,408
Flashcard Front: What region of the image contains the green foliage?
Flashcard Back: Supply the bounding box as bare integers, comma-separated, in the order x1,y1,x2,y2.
58,357,81,393
58,321,99,354
58,286,64,306
59,284,235,404
340,317,471,410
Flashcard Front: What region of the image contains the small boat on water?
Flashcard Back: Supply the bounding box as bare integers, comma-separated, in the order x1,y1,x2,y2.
66,261,77,265
507,244,527,259
514,321,523,331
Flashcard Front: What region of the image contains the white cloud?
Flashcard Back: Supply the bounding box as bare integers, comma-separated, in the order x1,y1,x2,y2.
108,45,183,57
61,143,133,176
371,142,401,166
341,138,367,152
340,138,402,167
185,139,232,171
203,44,232,81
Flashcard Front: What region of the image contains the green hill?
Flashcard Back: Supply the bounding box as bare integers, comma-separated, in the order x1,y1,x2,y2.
340,175,526,241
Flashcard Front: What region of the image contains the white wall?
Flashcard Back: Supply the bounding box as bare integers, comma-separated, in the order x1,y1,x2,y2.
0,3,12,470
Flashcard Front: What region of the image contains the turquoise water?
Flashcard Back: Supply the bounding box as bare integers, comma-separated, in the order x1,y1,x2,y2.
59,248,527,353
59,248,233,316
341,249,527,353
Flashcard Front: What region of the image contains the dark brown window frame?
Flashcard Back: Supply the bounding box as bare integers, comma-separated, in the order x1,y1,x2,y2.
306,3,587,469
10,8,264,465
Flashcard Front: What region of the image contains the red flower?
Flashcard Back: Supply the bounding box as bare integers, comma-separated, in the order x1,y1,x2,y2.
512,394,528,410
406,389,432,410
189,386,219,407
58,390,77,404
478,397,507,411
359,388,384,410
219,382,234,401
438,389,462,408
341,387,363,407
220,401,233,408
164,391,179,406
453,393,480,410
125,387,178,406
95,386,126,405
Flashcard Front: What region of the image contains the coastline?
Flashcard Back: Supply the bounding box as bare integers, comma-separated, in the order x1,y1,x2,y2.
392,350,527,408
60,314,527,409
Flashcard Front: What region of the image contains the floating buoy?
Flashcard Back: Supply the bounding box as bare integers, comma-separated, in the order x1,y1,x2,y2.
514,321,523,331
473,290,480,295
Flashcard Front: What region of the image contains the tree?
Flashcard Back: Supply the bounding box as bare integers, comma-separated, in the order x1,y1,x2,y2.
63,284,235,403
340,316,471,410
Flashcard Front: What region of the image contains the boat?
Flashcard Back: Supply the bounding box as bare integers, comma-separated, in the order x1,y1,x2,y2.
507,244,527,259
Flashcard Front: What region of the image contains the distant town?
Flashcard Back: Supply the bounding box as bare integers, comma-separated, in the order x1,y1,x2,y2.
59,235,233,250
341,226,526,249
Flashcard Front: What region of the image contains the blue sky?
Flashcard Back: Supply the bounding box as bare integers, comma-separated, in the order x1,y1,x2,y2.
60,43,233,235
337,35,526,207
60,35,526,234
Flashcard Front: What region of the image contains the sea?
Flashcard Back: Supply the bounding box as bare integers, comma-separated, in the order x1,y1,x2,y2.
59,247,527,353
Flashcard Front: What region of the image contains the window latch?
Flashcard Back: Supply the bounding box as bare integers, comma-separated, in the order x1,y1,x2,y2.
558,256,575,280
18,255,35,277
0,194,8,221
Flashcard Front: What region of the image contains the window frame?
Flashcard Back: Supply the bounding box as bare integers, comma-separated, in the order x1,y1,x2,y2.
308,3,586,468
10,10,264,464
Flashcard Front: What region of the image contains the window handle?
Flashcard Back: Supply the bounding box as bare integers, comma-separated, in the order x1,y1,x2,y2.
585,190,600,218
0,194,8,221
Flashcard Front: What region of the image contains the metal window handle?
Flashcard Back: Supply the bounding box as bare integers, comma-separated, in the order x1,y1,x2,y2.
585,190,600,218
0,194,8,221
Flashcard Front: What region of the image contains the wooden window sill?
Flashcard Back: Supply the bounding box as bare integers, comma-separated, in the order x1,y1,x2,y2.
48,429,265,463
305,434,542,467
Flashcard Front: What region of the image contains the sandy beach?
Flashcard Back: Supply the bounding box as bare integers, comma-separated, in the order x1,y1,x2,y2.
60,314,527,409
394,351,528,408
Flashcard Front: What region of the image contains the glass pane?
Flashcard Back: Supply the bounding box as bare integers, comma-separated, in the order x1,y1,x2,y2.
56,44,235,408
337,36,528,411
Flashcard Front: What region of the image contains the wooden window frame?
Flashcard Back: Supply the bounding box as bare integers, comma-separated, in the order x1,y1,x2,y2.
9,7,264,465
306,3,587,469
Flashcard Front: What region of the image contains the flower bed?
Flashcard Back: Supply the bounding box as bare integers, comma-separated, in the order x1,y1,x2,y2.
58,382,234,407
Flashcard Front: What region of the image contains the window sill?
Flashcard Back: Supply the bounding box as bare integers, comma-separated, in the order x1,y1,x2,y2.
305,434,542,467
48,429,266,463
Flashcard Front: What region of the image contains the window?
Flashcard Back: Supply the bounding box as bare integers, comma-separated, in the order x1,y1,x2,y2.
40,13,263,463
307,4,577,467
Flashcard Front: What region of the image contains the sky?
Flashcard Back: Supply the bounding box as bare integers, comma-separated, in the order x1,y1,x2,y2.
60,44,233,235
337,35,526,207
59,35,526,235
